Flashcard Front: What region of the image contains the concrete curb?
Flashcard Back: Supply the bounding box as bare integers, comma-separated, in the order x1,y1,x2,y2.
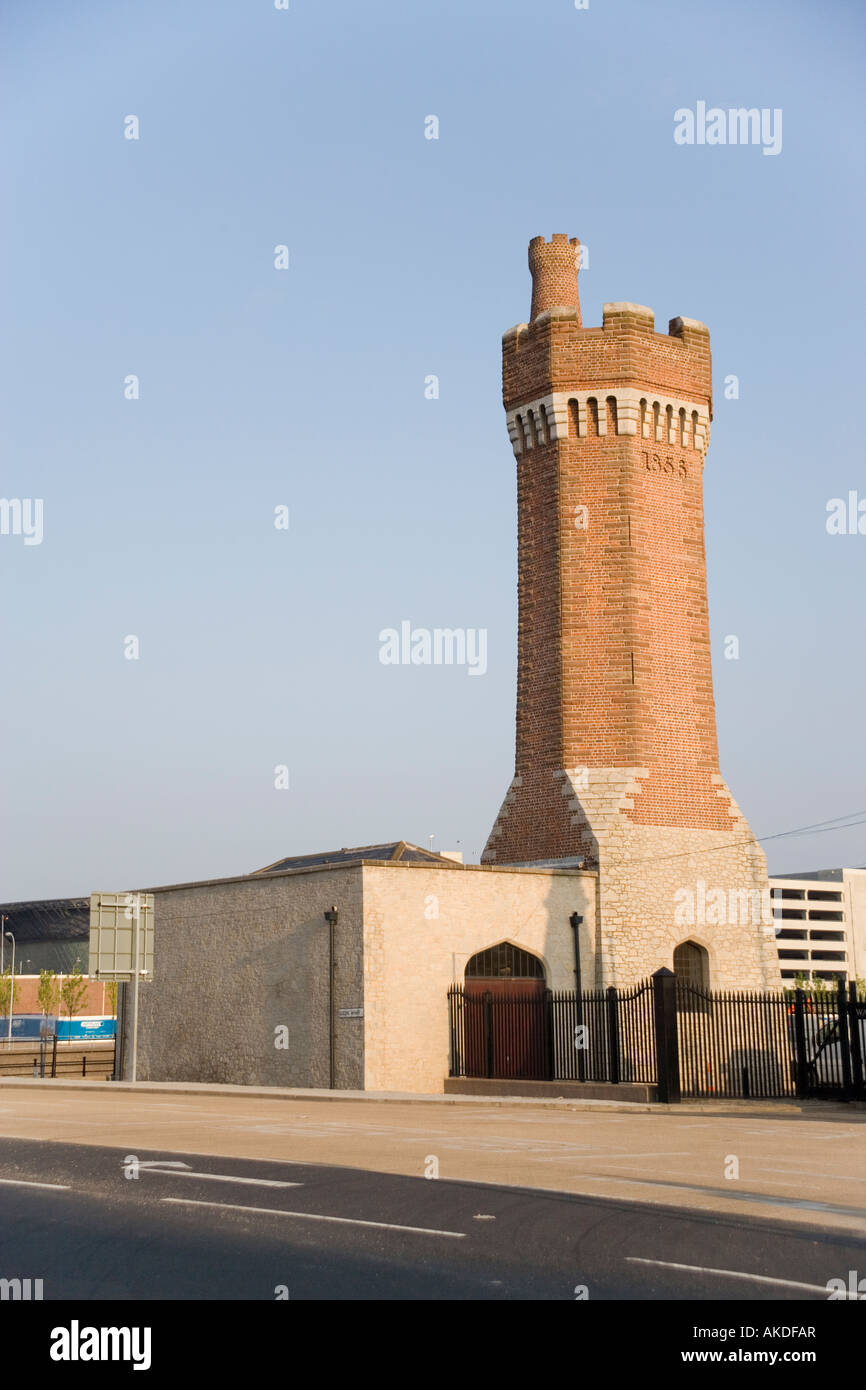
1,1077,859,1117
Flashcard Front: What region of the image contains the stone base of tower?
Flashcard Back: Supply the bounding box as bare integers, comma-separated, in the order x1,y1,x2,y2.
483,767,781,991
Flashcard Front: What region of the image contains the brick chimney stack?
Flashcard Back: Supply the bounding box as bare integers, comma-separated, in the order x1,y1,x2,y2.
528,234,582,323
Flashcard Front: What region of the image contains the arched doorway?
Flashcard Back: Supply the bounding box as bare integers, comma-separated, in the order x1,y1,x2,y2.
463,943,547,1079
673,940,711,1017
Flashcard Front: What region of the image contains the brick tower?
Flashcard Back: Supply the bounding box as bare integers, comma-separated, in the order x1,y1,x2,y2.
483,234,779,989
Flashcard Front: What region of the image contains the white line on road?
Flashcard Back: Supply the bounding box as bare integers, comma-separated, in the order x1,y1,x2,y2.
0,1177,71,1190
141,1166,300,1188
136,1161,191,1169
626,1258,837,1296
161,1197,467,1237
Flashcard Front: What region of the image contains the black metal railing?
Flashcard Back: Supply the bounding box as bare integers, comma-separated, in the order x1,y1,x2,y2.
447,976,865,1102
0,1036,117,1080
676,984,794,1098
448,980,658,1086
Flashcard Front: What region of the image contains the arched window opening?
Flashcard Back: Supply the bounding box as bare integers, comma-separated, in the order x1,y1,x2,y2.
465,943,545,980
674,940,710,993
587,397,600,436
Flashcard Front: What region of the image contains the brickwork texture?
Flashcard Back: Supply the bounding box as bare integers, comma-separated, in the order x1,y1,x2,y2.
483,235,780,989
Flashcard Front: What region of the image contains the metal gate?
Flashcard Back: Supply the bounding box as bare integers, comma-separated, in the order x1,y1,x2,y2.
795,988,865,1100
447,979,658,1086
448,976,866,1101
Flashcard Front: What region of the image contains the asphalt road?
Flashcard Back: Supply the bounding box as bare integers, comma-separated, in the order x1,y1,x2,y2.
1,1137,863,1301
2,1083,864,1234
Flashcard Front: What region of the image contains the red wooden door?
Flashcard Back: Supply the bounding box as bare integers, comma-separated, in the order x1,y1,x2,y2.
463,979,547,1079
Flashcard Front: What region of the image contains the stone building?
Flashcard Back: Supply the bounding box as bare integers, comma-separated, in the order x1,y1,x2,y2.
118,234,780,1093
120,844,594,1095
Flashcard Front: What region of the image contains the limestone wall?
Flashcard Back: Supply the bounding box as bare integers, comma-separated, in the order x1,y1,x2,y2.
120,867,364,1089
556,767,781,988
361,862,595,1093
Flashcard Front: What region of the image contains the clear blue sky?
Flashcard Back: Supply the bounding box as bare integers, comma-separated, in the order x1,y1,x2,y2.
1,0,864,899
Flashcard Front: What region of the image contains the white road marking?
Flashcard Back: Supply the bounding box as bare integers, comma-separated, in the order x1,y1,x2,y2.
162,1172,301,1188
140,1164,299,1188
0,1177,71,1190
136,1161,191,1170
626,1258,841,1296
161,1197,466,1237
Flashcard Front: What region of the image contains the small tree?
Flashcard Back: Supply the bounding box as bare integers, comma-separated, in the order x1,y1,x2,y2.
60,966,88,1030
0,970,11,1024
37,970,61,1019
104,980,118,1019
782,972,811,999
0,971,26,1040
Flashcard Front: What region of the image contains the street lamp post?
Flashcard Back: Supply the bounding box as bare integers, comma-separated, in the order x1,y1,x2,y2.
570,913,586,1082
5,933,15,1046
130,900,141,1084
324,907,338,1088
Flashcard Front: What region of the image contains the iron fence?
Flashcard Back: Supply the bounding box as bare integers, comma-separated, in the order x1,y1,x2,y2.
0,1036,117,1080
676,984,794,1098
447,976,865,1102
448,980,657,1086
